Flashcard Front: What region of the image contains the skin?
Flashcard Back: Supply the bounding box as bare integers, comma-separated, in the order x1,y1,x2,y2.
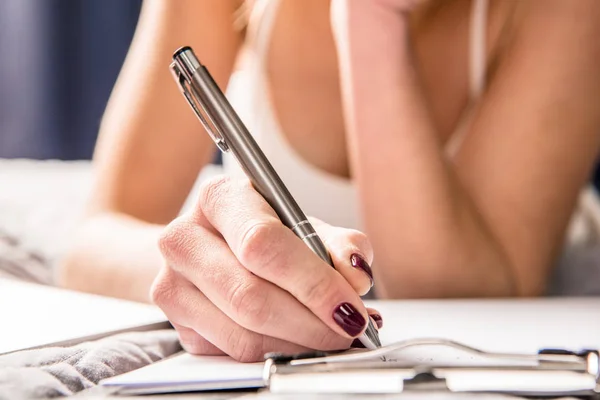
332,0,600,297
59,0,600,361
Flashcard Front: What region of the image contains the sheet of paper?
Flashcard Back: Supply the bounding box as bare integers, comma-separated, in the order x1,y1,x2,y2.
0,278,168,355
102,353,264,394
100,297,600,394
372,298,600,359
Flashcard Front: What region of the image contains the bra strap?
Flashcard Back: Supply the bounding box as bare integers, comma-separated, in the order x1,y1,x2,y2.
244,0,282,71
469,0,489,100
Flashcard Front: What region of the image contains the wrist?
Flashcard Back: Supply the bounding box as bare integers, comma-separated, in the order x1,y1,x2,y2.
332,0,414,88
332,0,412,38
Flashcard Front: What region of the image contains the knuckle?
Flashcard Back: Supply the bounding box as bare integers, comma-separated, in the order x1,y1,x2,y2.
177,328,206,355
158,218,192,260
345,229,373,260
238,177,255,192
309,216,330,236
234,343,264,363
150,268,177,307
198,175,231,211
238,221,285,272
158,218,205,273
313,329,351,351
227,280,272,331
225,328,264,363
301,274,338,311
180,340,203,355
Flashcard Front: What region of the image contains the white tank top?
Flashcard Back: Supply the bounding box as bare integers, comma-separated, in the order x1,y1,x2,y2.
222,0,490,230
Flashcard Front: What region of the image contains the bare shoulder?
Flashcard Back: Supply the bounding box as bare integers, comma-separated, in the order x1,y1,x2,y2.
509,0,600,57
484,0,600,109
501,0,600,118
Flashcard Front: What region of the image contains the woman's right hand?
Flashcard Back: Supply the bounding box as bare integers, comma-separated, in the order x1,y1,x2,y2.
151,175,381,362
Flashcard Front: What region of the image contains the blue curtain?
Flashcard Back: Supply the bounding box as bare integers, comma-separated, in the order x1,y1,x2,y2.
0,0,142,160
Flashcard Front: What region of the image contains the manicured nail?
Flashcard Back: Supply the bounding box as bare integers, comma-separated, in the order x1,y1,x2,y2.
350,253,373,286
370,313,383,329
351,339,366,348
333,302,366,337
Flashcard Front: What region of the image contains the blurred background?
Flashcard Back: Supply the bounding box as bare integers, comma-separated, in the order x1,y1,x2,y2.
0,0,142,160
0,0,598,186
0,0,599,293
0,0,141,280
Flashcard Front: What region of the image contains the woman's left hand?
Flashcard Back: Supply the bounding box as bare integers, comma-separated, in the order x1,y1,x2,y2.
371,0,427,13
330,0,425,60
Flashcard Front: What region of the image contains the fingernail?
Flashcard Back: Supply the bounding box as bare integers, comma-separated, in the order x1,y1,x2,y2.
350,253,373,286
370,313,383,329
351,339,366,348
333,302,366,337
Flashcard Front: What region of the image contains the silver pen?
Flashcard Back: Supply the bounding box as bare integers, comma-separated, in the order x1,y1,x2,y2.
170,46,381,350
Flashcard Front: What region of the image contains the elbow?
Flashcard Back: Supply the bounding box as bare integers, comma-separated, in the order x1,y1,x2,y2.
56,214,106,294
504,263,549,298
56,238,90,293
371,245,522,299
373,256,548,300
373,271,516,300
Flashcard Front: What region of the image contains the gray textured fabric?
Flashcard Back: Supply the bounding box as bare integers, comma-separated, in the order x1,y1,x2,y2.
0,330,181,399
548,246,600,296
0,232,53,285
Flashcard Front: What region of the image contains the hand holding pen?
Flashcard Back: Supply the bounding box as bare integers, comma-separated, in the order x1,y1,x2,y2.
150,46,382,362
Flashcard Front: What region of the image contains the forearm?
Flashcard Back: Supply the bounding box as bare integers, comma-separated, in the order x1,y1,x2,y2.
58,213,165,303
334,1,515,298
57,1,245,302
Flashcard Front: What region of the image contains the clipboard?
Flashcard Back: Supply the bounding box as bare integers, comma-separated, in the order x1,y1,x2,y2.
100,299,600,397
103,338,600,397
264,338,600,397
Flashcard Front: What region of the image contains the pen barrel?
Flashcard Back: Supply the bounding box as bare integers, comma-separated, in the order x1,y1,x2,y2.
172,46,381,351
180,52,333,268
293,223,334,266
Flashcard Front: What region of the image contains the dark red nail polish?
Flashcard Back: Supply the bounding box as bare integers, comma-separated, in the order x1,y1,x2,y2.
350,253,373,286
351,339,366,348
333,302,366,337
370,313,383,329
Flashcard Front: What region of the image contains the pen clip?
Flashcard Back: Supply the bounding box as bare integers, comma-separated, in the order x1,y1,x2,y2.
170,61,229,153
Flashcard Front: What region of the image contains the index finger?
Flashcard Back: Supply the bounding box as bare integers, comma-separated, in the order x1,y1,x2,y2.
310,217,375,296
198,176,370,339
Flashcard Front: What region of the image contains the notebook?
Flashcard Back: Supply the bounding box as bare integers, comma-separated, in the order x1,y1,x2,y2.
101,297,600,395
0,278,169,355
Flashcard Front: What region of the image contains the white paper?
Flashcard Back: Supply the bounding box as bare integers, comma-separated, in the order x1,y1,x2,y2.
0,278,168,354
102,353,264,394
371,298,600,357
